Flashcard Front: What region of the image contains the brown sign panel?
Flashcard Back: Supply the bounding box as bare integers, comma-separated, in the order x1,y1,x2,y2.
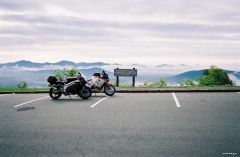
114,69,137,77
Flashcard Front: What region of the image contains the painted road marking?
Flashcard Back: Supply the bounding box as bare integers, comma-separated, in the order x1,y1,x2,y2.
14,96,49,108
90,96,109,108
172,93,181,108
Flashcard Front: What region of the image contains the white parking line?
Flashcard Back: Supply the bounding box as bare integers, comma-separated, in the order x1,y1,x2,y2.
172,93,181,108
14,96,49,108
237,92,240,94
90,96,109,108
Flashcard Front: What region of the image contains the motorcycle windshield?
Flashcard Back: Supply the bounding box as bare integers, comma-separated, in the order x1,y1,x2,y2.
103,73,109,79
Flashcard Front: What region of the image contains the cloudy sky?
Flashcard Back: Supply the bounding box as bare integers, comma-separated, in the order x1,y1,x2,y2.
0,0,240,68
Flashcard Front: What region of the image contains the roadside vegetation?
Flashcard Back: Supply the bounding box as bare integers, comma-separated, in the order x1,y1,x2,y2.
144,78,167,88
143,65,236,88
17,81,28,89
179,79,195,87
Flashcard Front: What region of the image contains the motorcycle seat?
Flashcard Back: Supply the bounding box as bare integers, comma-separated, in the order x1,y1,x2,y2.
57,81,66,83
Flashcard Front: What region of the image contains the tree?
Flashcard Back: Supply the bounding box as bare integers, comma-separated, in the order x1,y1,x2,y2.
203,69,209,76
54,68,78,81
68,68,78,77
156,78,167,87
198,65,233,86
17,81,27,89
180,79,194,86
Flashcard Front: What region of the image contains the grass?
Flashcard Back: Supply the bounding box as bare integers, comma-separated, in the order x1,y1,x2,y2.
120,85,240,88
0,87,49,93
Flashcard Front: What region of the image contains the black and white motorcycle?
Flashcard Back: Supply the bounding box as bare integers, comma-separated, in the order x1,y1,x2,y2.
47,73,92,99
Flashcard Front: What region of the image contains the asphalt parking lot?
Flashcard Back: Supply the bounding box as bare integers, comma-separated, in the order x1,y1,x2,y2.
0,92,240,157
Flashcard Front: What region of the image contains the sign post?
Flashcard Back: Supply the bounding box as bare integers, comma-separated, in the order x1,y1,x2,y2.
132,76,135,87
116,75,119,87
114,68,137,87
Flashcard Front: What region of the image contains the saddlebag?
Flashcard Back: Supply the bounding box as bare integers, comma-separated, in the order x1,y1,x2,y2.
47,76,58,84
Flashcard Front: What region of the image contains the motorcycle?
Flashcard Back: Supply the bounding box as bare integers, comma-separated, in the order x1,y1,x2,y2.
47,73,92,99
87,71,116,96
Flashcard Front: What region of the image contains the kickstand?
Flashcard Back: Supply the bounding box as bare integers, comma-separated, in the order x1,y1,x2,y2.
68,95,72,99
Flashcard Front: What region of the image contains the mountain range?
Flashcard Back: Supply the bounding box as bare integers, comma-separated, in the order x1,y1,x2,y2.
0,60,239,87
0,60,109,68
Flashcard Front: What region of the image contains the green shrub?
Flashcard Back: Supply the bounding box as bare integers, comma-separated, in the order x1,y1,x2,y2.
180,79,195,87
144,78,167,88
54,68,78,81
17,81,27,89
156,78,167,87
198,65,233,86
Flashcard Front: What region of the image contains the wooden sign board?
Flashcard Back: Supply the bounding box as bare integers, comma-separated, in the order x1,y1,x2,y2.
114,69,137,77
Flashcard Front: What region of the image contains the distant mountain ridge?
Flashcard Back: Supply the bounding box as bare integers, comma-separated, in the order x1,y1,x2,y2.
156,64,187,68
0,60,109,68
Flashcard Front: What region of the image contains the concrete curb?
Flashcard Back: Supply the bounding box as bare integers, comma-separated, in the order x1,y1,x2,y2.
0,88,240,94
116,89,240,93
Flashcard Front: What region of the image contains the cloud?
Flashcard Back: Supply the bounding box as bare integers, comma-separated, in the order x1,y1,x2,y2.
0,0,240,67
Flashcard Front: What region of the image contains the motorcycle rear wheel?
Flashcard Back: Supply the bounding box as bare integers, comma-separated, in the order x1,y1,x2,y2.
49,87,62,99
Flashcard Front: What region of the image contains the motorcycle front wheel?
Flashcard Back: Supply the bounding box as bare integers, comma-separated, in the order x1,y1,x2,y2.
78,87,92,99
49,87,62,99
104,85,116,96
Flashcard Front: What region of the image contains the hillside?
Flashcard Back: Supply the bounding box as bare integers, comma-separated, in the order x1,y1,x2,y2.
167,70,240,85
